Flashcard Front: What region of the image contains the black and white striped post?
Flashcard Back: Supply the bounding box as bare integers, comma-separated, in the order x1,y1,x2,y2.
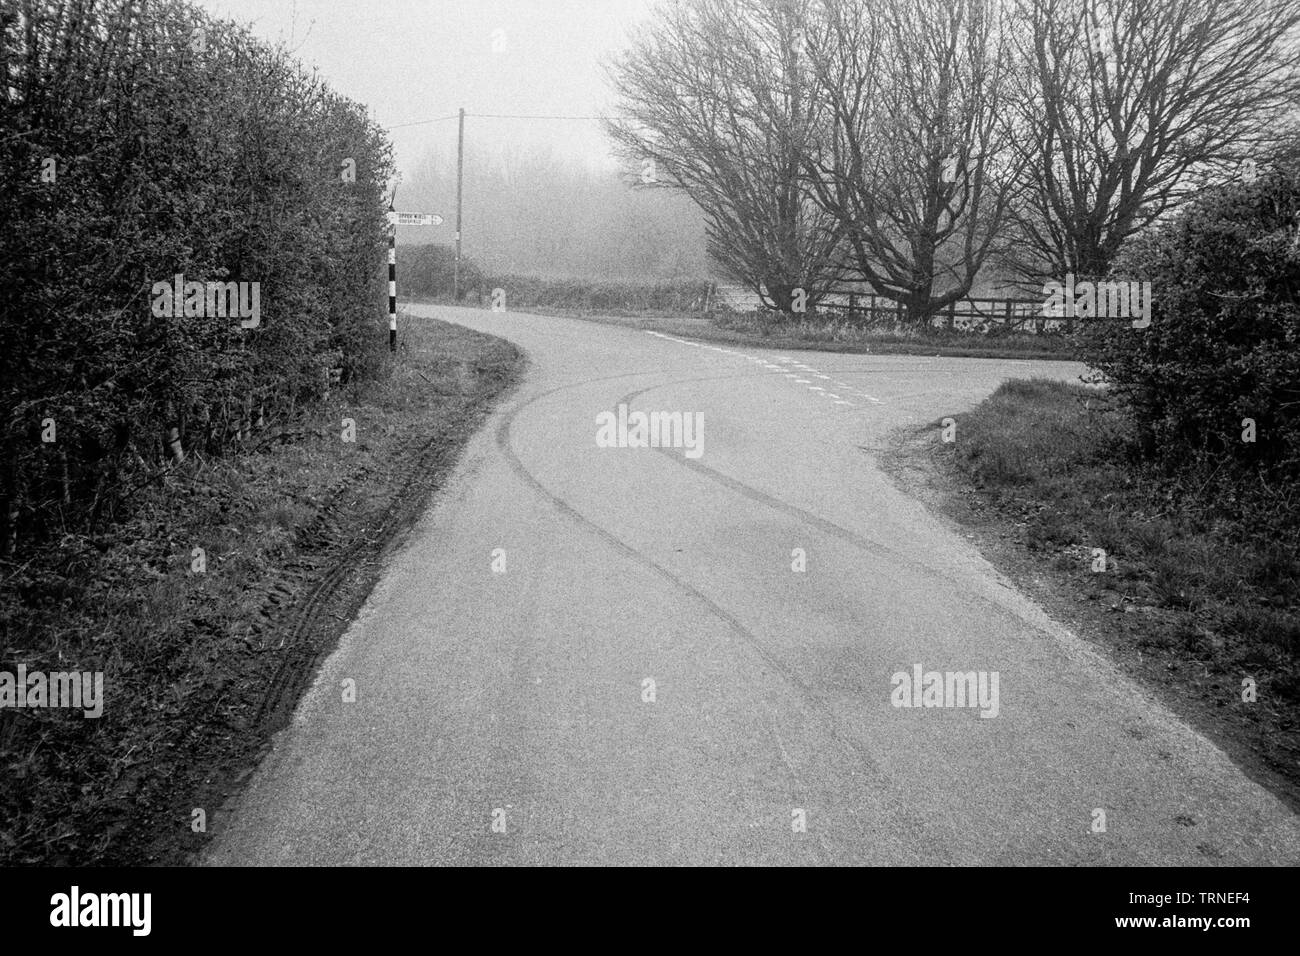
387,207,398,351
384,208,442,353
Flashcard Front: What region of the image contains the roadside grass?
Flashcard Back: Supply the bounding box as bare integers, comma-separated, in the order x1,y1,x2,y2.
917,377,1300,799
711,310,1075,358
420,295,1076,360
0,315,522,864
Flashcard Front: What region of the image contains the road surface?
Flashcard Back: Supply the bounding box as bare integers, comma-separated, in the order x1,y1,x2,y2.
206,304,1300,865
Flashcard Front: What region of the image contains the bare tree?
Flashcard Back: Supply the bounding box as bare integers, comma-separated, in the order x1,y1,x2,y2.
1006,0,1300,282
605,0,845,312
803,0,1025,326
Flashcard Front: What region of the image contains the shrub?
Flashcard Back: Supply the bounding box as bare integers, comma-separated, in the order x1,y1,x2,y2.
1080,152,1300,481
0,1,395,554
396,244,485,300
467,276,716,312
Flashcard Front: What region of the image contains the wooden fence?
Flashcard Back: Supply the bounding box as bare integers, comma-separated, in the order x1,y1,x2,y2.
821,292,1076,333
711,284,1113,333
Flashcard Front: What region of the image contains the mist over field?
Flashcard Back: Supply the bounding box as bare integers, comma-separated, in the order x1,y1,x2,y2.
398,142,711,279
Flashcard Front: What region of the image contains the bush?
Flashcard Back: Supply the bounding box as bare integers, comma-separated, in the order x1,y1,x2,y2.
396,244,485,300
1080,153,1300,480
471,276,716,312
0,1,395,554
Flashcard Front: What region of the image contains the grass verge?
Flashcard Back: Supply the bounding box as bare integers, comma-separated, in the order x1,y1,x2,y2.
0,314,523,864
882,377,1300,810
420,296,1076,360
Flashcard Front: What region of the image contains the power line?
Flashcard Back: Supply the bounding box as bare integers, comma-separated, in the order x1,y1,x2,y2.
390,105,611,305
387,111,601,128
470,112,602,120
387,113,461,129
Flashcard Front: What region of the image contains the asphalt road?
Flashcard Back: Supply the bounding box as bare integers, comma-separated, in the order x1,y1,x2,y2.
206,304,1300,866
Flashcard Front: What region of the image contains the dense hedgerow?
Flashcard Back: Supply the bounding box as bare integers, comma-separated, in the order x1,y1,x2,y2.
0,0,395,554
480,274,715,312
396,244,716,313
1080,148,1300,483
395,244,486,301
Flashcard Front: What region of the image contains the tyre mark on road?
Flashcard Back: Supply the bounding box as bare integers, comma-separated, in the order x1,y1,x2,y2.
488,369,976,862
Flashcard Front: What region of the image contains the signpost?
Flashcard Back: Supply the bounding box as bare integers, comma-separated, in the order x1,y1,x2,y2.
386,209,444,351
394,212,444,227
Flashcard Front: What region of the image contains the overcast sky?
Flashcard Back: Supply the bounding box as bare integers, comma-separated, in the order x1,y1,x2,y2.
196,0,658,178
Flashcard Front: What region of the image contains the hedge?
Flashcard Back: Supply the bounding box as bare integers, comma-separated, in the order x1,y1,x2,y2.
1080,149,1300,481
0,0,395,555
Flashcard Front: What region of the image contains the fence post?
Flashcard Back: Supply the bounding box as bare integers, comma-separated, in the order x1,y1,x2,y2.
947,301,956,331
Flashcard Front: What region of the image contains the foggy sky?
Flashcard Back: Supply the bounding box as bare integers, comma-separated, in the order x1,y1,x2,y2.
195,0,658,177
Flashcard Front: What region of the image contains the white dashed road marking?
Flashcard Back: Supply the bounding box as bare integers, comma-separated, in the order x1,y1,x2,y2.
644,331,876,408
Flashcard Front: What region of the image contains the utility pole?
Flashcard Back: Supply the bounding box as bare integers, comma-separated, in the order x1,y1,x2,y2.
454,106,465,302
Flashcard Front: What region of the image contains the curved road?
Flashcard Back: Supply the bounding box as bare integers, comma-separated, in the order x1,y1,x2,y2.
206,303,1300,866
